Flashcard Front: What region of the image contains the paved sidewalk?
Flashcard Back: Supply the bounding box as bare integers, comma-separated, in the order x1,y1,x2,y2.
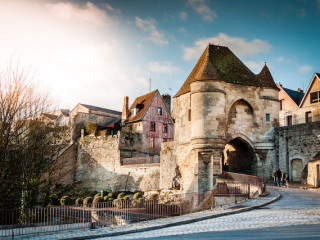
19,188,280,240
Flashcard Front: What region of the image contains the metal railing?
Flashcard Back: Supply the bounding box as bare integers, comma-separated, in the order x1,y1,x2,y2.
215,182,250,197
219,171,266,193
0,185,250,239
122,155,160,165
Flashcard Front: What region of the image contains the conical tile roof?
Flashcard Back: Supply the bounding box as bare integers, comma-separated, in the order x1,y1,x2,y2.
174,44,278,97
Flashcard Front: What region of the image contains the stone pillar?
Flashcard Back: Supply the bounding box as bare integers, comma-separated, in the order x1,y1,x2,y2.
189,81,227,193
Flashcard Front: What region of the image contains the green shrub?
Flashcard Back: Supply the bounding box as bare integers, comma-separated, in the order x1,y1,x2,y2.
60,196,72,206
86,122,97,135
49,194,59,206
148,194,159,200
75,198,83,205
95,192,102,197
83,196,93,206
133,192,143,200
108,192,118,199
108,197,114,201
103,196,109,202
93,196,104,207
131,198,142,207
117,192,127,199
112,198,123,208
122,196,129,201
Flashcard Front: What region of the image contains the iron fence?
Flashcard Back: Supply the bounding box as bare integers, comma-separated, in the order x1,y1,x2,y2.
219,171,266,193
0,184,250,239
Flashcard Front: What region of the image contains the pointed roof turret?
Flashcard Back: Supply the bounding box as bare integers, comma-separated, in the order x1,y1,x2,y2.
174,44,279,98
257,63,278,89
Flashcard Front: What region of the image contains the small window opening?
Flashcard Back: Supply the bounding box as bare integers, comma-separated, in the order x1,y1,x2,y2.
158,107,162,115
150,122,155,132
163,124,168,133
266,114,270,122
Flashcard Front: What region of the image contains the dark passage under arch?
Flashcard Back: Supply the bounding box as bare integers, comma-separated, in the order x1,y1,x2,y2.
222,138,255,175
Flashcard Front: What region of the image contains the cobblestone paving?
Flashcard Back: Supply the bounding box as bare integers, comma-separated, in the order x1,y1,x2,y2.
99,187,320,240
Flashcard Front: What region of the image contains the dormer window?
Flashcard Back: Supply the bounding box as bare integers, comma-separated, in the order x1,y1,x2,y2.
310,91,320,104
157,107,162,115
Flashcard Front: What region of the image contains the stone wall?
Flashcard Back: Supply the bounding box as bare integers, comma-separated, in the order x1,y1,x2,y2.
308,159,320,187
77,134,160,192
161,80,278,193
275,121,320,182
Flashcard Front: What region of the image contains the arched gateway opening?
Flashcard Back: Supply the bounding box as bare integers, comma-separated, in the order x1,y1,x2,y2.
221,138,255,175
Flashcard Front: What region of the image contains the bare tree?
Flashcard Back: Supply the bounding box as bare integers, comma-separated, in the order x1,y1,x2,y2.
0,61,69,209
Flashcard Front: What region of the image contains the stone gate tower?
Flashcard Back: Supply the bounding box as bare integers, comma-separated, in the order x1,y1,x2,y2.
160,44,279,193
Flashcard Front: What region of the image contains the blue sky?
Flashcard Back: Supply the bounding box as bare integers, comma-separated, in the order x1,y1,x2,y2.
0,0,319,110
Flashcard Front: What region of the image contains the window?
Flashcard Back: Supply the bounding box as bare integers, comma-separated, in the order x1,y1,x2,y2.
150,137,154,148
310,91,320,103
287,115,292,126
266,114,270,122
188,109,191,121
305,111,312,123
163,124,168,133
157,107,162,115
150,122,155,131
279,100,283,110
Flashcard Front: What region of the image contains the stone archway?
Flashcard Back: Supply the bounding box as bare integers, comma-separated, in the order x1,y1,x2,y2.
222,137,255,175
291,159,303,182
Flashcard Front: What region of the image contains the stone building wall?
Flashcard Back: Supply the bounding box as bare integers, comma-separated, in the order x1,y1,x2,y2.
275,122,320,183
162,81,279,193
308,159,320,187
77,134,160,192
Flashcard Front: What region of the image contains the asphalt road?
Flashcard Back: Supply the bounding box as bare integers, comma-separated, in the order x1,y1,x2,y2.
99,187,320,240
137,224,320,240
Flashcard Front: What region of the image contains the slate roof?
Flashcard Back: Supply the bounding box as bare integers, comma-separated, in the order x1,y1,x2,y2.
174,44,278,97
80,104,121,116
42,113,58,120
60,109,70,117
125,90,157,123
282,87,304,106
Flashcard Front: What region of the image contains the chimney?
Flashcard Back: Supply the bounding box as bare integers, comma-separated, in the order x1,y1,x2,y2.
297,88,303,93
122,96,129,124
162,94,171,114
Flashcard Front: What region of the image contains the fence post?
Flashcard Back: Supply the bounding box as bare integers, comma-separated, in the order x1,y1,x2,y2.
11,209,14,240
247,184,250,199
180,198,182,216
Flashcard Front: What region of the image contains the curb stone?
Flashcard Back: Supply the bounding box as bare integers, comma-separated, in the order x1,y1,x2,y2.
59,188,281,240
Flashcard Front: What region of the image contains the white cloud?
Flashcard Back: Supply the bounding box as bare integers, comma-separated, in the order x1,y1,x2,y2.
45,1,108,26
105,3,121,14
245,61,265,74
178,27,188,35
135,17,168,45
299,65,313,73
188,0,217,22
183,33,271,61
277,56,284,62
180,11,188,20
149,61,180,74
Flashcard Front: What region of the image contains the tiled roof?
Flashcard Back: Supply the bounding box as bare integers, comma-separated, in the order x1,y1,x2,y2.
60,109,70,117
282,87,305,106
257,64,278,89
125,90,157,123
80,104,121,116
174,44,278,97
42,113,58,120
